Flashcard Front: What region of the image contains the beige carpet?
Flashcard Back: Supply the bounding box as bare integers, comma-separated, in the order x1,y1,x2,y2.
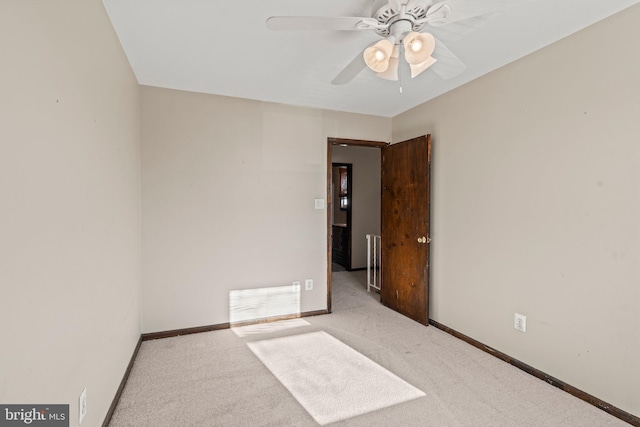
248,330,425,425
108,271,630,426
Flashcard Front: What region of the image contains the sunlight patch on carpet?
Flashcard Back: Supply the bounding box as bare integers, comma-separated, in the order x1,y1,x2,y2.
247,331,425,425
231,318,310,337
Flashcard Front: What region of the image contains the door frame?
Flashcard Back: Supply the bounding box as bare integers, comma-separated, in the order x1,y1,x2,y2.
326,137,388,313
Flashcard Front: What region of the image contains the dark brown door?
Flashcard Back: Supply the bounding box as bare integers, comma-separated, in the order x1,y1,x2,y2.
381,135,431,325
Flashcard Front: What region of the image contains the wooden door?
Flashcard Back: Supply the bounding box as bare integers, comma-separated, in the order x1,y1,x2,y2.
381,135,431,325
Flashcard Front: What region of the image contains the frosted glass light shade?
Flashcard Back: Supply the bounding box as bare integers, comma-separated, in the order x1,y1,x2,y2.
410,56,437,78
403,32,436,65
364,39,394,72
376,46,399,81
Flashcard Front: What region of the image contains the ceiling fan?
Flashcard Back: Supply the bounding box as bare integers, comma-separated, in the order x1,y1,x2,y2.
266,0,481,85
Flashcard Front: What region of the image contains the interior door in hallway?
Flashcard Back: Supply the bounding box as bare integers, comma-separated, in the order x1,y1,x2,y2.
381,135,431,325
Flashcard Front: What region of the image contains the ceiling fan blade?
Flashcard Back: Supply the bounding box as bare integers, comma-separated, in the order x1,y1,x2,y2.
428,0,485,26
428,14,494,43
415,3,451,26
425,0,534,26
430,37,466,79
266,16,380,31
331,49,368,85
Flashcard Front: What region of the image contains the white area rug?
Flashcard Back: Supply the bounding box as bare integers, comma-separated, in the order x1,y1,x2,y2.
247,331,426,425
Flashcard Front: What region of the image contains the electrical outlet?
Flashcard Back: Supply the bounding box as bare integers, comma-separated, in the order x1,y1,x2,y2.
79,388,87,424
514,313,527,332
292,281,301,290
305,279,313,291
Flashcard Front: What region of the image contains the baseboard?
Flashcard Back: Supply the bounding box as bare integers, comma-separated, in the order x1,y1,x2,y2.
102,335,142,427
429,319,640,427
141,322,230,341
141,309,329,341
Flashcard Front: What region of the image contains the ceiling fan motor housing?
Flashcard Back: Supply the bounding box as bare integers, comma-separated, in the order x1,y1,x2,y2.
373,2,429,37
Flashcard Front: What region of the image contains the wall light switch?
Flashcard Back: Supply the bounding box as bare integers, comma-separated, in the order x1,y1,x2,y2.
314,199,325,210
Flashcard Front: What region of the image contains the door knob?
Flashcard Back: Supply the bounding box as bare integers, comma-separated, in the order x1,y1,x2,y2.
417,236,430,244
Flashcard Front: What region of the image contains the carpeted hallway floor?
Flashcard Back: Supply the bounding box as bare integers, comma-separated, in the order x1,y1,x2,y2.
108,271,629,426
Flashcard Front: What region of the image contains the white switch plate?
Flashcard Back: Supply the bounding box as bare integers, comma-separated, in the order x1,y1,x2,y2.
79,387,87,424
305,279,313,290
314,199,325,210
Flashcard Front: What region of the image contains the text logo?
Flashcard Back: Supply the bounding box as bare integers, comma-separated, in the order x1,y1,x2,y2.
0,405,68,427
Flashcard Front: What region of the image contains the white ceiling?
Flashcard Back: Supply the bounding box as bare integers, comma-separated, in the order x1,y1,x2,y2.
102,0,638,117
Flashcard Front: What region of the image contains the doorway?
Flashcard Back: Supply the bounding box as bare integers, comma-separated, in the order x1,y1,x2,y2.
326,138,387,313
326,136,432,324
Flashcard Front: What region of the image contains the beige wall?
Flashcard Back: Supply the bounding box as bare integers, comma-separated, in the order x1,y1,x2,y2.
393,4,640,416
3,0,637,422
332,146,382,269
0,1,141,426
141,86,391,333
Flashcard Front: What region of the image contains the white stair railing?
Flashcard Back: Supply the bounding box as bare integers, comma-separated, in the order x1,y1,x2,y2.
366,234,381,292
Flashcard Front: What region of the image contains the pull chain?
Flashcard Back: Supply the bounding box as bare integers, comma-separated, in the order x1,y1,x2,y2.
399,41,404,93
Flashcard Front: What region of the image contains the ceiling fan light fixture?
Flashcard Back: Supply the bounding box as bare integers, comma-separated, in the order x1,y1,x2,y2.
403,32,436,65
377,57,399,81
376,46,399,81
410,56,438,78
364,39,394,73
